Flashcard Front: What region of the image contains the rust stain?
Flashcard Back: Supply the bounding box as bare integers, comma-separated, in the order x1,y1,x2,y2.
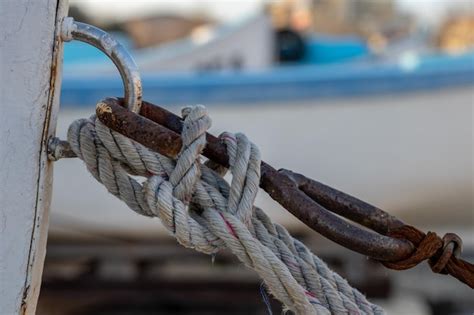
20,285,30,315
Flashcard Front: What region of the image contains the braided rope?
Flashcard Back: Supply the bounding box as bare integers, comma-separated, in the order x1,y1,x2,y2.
66,103,384,314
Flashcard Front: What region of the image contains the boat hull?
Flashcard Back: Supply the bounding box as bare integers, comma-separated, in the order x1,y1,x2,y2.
50,86,473,239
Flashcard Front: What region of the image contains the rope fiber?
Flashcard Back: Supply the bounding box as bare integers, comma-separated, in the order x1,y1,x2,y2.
65,103,385,314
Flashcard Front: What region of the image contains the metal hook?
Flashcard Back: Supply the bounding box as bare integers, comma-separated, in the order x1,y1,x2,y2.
60,17,142,113
95,98,415,262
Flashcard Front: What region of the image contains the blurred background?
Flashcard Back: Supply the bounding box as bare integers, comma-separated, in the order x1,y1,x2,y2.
39,0,473,314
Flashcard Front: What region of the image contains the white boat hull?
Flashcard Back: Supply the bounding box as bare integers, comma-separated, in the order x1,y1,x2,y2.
50,87,473,240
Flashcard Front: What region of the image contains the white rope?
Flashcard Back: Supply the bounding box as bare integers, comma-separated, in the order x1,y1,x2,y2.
64,102,384,314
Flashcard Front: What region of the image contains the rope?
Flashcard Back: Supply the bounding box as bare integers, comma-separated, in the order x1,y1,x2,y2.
64,104,385,314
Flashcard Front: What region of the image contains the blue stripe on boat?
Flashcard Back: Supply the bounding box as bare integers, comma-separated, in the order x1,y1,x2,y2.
60,53,474,108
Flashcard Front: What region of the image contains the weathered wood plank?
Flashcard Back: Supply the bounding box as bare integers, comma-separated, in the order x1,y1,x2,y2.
0,0,68,313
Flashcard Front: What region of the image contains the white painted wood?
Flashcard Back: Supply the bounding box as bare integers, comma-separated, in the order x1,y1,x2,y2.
0,0,68,314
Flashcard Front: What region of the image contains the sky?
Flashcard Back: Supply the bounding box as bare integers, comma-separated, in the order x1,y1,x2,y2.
70,0,473,25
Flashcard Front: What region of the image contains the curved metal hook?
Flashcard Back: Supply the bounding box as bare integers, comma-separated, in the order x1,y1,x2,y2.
61,17,142,113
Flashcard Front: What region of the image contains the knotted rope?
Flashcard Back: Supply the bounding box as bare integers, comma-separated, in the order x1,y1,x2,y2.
65,103,384,314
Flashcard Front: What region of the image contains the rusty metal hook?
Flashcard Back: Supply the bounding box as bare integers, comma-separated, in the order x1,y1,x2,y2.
95,98,415,262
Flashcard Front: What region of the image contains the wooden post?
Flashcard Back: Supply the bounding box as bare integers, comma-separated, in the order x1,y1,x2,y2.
0,0,68,314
